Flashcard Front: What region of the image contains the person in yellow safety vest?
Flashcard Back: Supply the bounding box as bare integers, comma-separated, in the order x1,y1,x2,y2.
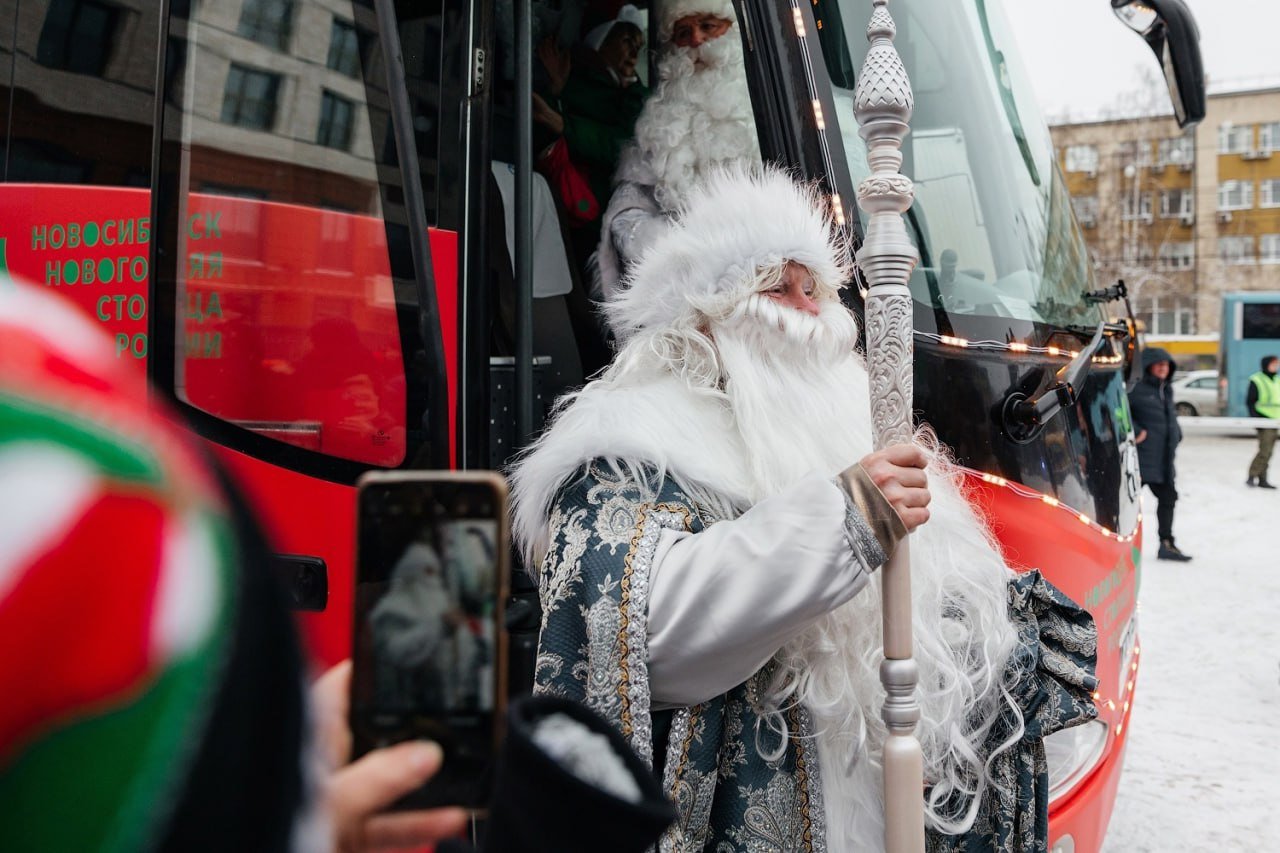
1245,354,1280,489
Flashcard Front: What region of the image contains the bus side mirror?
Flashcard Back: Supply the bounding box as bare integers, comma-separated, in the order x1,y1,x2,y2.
1111,0,1206,128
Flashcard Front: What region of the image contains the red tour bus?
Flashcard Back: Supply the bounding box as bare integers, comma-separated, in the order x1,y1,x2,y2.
0,0,1204,848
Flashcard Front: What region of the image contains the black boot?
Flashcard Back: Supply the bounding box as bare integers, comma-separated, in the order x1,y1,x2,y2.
1247,476,1258,487
1260,479,1277,490
1158,538,1192,561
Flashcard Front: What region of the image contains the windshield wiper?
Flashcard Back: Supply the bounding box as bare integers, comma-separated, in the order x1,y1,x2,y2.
975,0,1040,187
1002,320,1107,442
1065,320,1131,339
1083,279,1129,304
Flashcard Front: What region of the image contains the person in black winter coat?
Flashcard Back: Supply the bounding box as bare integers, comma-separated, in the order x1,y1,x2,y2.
1127,347,1192,561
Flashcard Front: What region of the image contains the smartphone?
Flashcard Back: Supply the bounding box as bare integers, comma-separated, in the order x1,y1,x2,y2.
350,470,510,811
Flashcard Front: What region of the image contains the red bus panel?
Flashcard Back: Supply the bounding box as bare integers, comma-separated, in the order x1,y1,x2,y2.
966,470,1141,849
1,183,459,664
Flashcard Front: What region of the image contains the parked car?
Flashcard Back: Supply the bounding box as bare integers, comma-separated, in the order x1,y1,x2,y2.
1171,369,1222,417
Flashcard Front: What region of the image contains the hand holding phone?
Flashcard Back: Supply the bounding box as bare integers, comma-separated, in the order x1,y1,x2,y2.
313,661,469,851
350,471,510,812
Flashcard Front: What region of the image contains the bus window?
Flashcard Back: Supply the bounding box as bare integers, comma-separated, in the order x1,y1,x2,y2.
1242,302,1280,339
1222,295,1280,416
4,1,156,187
155,0,450,471
0,2,159,365
816,0,1102,340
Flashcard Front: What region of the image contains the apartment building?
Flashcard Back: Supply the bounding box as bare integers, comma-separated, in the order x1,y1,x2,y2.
1051,87,1280,334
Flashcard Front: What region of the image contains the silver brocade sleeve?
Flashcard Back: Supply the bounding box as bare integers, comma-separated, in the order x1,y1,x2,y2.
645,475,882,709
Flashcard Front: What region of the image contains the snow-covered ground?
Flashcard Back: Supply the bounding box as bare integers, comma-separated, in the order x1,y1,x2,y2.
1101,432,1280,852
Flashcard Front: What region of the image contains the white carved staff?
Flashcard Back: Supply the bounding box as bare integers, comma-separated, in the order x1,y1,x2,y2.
852,2,925,851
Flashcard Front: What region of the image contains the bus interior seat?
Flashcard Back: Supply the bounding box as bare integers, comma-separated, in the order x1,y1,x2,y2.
489,161,584,402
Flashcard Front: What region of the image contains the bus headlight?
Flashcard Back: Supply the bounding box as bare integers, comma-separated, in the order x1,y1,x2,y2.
1045,720,1108,804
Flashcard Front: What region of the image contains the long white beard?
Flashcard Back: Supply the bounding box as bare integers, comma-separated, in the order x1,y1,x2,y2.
632,34,762,210
716,297,866,498
713,298,1022,846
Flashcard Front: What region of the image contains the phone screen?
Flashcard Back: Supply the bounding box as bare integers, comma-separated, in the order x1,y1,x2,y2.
351,475,507,810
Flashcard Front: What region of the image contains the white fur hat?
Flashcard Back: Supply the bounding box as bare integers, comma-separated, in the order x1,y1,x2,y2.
606,166,851,338
659,0,738,40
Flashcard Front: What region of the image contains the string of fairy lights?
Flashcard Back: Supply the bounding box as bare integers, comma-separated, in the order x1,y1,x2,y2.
1114,643,1140,736
965,467,1142,721
788,1,846,228
970,470,1142,543
1092,637,1141,735
917,330,1127,365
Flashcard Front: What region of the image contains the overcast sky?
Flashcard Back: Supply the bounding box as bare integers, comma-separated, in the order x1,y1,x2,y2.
1001,0,1278,122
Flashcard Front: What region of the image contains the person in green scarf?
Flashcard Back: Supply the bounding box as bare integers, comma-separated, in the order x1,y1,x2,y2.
533,7,650,271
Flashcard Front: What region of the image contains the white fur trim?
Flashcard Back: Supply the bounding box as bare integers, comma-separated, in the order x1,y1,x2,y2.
530,713,643,803
605,166,851,340
659,0,738,38
510,373,752,564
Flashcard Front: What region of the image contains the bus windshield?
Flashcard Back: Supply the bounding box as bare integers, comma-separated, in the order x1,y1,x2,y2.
816,0,1102,340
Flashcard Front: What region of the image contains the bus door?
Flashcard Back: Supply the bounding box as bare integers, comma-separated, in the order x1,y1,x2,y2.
149,0,472,664
471,0,852,447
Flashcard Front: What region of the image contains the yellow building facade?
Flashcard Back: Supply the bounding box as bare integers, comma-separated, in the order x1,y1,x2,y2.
1051,87,1280,334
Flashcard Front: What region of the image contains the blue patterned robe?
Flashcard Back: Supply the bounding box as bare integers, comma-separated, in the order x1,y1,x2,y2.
532,463,1098,852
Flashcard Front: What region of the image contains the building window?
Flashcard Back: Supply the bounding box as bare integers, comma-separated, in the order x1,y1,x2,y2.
327,19,362,78
238,0,294,51
1261,235,1280,264
1118,140,1152,168
220,64,282,130
1219,124,1254,154
1261,179,1280,209
1219,236,1255,265
1159,188,1194,220
7,139,92,184
1218,180,1254,211
1140,296,1196,335
1261,122,1280,153
1071,195,1099,227
36,0,119,75
317,91,355,150
1156,134,1195,168
1122,241,1154,266
164,36,189,106
1065,144,1099,174
1157,241,1195,270
1121,191,1153,222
